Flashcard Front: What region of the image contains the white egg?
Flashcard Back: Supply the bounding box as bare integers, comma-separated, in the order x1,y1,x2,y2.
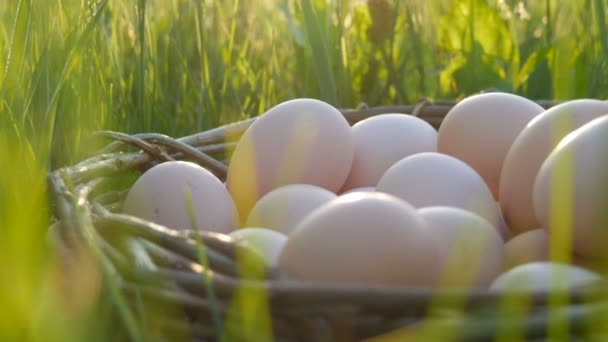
504,229,549,269
418,207,505,289
245,184,336,235
341,114,437,191
123,161,238,233
279,192,439,288
226,98,353,222
533,115,608,257
340,187,376,195
500,99,608,234
229,228,287,267
377,152,501,230
490,262,600,292
438,92,543,198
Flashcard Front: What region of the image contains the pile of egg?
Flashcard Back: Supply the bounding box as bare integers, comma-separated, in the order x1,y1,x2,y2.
123,94,608,292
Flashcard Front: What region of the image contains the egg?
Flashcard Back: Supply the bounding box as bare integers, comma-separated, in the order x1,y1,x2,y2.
418,207,504,289
377,152,501,231
245,184,336,235
489,262,600,292
278,192,439,288
122,161,238,233
504,229,549,269
229,228,287,267
341,186,376,195
500,99,608,234
533,115,608,258
226,98,353,221
504,230,599,271
341,114,437,191
438,92,543,198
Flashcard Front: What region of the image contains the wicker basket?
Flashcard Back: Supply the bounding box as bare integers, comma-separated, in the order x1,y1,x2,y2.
48,98,608,341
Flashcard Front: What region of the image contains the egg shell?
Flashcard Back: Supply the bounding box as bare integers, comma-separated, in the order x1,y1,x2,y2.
278,192,439,288
341,187,376,195
533,115,608,258
226,98,353,221
229,228,287,267
500,99,608,234
245,184,336,235
122,161,238,233
341,114,437,191
504,229,549,269
504,230,599,271
418,207,505,289
438,92,543,198
377,152,501,231
489,262,600,292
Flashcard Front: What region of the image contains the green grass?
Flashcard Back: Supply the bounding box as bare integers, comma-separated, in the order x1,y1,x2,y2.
1,0,607,341
2,0,607,167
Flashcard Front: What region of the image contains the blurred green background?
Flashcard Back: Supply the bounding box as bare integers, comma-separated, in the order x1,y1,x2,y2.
0,0,606,341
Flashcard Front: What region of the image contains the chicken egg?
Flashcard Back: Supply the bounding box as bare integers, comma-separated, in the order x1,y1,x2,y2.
377,152,501,231
504,229,549,269
504,230,599,271
229,228,287,267
341,187,376,195
419,207,504,289
438,92,543,198
500,99,608,234
245,184,336,235
226,98,353,221
278,192,439,288
341,114,437,191
490,262,600,292
533,115,608,258
122,161,238,233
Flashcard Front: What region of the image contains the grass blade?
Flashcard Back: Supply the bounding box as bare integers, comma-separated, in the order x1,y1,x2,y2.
184,188,224,340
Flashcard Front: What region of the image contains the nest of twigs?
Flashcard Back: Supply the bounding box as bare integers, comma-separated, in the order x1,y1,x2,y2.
48,98,608,341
